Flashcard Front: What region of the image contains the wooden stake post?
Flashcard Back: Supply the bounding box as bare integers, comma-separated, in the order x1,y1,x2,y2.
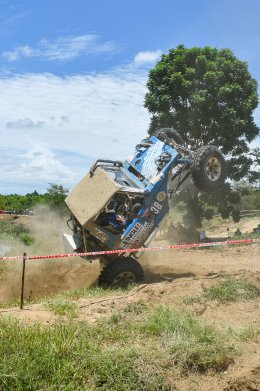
20,253,27,310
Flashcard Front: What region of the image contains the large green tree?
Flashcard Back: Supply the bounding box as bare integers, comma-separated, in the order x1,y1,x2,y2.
145,45,259,182
145,45,260,228
46,183,69,213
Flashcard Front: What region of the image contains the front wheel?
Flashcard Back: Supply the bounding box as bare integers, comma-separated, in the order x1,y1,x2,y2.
98,257,144,288
191,146,226,192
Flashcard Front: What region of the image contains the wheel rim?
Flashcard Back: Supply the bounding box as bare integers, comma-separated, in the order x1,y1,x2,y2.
206,156,222,181
112,271,136,286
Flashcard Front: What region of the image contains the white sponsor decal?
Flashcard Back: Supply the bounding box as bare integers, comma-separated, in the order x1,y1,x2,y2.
121,222,143,247
121,220,154,248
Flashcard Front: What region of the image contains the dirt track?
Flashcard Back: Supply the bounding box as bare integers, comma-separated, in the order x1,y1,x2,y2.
0,214,259,302
0,242,259,303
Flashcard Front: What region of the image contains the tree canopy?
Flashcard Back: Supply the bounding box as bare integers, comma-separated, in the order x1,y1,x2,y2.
46,183,69,210
145,45,259,183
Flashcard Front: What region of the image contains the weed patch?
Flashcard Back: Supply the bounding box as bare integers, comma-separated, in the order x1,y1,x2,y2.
238,325,260,342
183,277,260,305
204,278,260,303
143,307,237,372
228,324,260,342
45,300,78,318
0,219,34,246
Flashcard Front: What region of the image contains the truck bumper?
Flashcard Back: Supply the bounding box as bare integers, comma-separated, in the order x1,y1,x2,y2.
63,233,82,254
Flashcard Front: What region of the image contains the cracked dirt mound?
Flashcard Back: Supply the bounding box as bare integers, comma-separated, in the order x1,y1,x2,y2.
224,365,260,391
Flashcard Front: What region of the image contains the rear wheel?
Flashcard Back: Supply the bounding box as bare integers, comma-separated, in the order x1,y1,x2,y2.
98,257,144,288
191,145,226,192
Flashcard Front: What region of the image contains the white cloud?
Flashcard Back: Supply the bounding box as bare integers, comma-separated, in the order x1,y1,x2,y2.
0,144,78,194
21,139,75,182
6,118,45,128
134,49,162,65
3,34,116,62
3,45,39,61
0,66,150,193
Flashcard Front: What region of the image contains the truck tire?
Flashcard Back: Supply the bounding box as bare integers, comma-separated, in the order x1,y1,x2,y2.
154,128,184,145
98,257,144,287
191,145,226,192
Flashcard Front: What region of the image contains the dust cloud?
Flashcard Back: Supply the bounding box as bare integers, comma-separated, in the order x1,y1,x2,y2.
0,205,100,303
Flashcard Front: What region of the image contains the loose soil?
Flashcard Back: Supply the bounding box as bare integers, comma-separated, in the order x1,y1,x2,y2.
206,215,260,238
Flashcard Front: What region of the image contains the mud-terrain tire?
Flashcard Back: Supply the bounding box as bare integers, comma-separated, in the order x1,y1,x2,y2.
154,128,184,145
98,258,144,287
191,145,226,192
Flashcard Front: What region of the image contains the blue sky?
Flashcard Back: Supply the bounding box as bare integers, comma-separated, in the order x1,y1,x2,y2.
0,0,260,194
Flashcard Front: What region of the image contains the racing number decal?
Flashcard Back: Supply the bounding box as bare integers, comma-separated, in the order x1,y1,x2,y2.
150,201,162,215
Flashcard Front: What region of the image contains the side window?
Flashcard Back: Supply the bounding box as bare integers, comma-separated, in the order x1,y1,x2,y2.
95,194,144,234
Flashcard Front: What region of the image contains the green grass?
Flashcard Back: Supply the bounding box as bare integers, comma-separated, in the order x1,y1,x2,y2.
228,324,260,342
183,277,260,305
44,300,78,318
0,275,257,389
142,307,236,372
204,278,260,303
0,305,241,390
108,301,148,326
238,325,260,342
19,233,34,246
0,219,34,246
0,313,168,390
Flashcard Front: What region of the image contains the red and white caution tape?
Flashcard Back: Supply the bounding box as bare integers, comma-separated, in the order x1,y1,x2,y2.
0,238,259,261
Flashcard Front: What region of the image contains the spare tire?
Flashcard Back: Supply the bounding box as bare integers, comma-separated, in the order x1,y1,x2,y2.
191,145,226,192
153,128,184,145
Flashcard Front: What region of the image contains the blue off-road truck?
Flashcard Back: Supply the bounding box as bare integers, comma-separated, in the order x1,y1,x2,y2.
64,128,226,286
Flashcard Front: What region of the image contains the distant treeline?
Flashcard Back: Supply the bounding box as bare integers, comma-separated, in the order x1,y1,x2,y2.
0,191,47,211
0,184,69,214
